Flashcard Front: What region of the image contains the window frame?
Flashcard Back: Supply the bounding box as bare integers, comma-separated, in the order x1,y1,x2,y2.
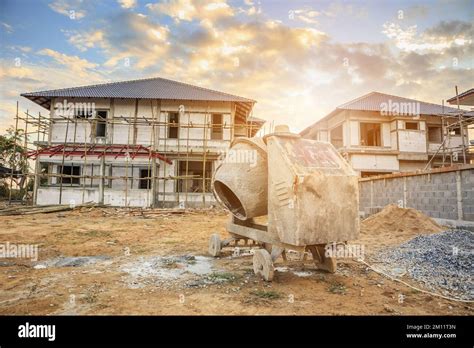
60,165,81,186
211,114,223,140
405,121,419,130
359,122,382,147
95,110,108,138
168,112,179,139
427,125,442,143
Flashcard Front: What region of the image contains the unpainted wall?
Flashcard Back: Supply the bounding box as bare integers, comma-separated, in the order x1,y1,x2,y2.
359,167,474,221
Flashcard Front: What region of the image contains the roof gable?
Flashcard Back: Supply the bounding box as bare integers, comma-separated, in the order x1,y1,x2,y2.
21,76,255,109
338,91,459,115
300,91,468,136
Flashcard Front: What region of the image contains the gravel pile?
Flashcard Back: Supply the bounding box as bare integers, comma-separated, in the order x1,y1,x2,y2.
373,229,473,301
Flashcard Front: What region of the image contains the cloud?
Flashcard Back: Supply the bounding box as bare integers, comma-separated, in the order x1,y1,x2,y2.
68,12,171,69
0,22,13,33
290,8,320,25
425,20,473,39
59,1,472,131
382,21,473,53
118,0,137,9
322,3,368,19
1,1,472,135
67,30,105,52
146,0,234,23
37,48,98,77
49,0,87,19
402,5,429,20
0,48,108,132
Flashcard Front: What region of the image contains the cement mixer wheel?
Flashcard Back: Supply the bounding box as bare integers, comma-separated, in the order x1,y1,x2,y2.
208,234,222,257
253,249,274,281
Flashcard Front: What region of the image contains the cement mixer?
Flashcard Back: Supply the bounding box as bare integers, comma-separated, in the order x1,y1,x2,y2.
209,125,359,281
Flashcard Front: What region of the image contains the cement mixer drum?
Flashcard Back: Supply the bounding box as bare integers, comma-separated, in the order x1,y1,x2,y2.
212,137,268,220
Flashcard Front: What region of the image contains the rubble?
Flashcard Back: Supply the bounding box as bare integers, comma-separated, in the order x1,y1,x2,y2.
373,229,474,300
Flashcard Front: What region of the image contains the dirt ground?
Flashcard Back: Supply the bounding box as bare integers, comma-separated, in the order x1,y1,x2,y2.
0,206,472,315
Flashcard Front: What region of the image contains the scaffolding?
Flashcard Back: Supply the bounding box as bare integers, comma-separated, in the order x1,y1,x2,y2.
3,100,265,208
425,87,474,170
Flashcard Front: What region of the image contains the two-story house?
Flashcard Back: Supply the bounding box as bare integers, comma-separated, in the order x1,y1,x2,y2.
21,77,263,207
300,92,471,176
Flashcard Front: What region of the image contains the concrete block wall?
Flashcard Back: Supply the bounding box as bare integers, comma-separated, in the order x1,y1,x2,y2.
461,169,474,221
359,166,474,222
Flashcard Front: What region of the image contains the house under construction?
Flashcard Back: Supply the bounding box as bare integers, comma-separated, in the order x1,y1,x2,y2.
19,77,264,207
300,91,473,176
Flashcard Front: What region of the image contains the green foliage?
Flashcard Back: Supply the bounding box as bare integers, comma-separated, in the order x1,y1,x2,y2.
0,127,29,173
0,127,30,198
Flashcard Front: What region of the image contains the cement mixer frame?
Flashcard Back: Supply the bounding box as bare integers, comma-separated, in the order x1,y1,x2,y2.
209,216,337,281
208,126,359,281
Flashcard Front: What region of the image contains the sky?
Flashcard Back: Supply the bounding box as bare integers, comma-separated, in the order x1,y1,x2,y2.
0,0,473,133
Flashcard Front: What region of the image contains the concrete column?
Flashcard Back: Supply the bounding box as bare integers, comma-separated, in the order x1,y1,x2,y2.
150,158,157,208
403,176,407,208
32,159,40,205
133,99,138,145
99,157,105,204
456,170,463,220
370,180,374,208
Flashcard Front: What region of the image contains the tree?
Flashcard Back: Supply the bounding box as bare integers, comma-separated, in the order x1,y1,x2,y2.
0,127,29,196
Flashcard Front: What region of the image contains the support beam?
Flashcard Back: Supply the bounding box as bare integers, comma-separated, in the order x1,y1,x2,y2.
99,156,105,204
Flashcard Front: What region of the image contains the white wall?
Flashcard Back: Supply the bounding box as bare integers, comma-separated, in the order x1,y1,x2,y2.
49,98,234,149
349,121,359,146
350,154,399,172
398,130,426,152
382,123,391,147
36,187,100,205
50,98,111,143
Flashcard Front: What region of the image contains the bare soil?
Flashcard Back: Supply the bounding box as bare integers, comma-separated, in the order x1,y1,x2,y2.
0,206,471,315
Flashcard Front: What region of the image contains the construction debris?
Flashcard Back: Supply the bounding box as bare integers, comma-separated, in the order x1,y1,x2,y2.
373,229,474,301
0,202,226,217
0,202,98,216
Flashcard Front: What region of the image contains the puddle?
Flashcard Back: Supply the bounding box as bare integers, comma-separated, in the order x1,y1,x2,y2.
275,267,289,272
0,261,15,267
120,255,217,289
293,271,312,277
33,256,111,269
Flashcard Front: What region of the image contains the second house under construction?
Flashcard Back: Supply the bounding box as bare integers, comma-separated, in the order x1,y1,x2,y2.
21,77,264,207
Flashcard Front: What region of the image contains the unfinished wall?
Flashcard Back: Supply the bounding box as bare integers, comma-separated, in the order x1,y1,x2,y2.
36,188,96,205
350,154,399,172
49,98,233,149
34,153,217,207
397,130,426,153
359,166,474,222
29,95,261,208
50,98,111,143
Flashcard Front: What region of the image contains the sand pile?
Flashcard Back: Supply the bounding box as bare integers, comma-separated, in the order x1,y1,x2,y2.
362,204,444,236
